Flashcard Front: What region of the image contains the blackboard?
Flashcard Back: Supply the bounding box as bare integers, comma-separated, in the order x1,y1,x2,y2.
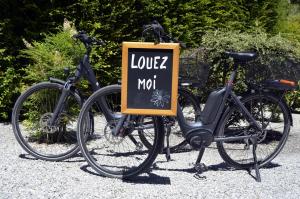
121,42,180,116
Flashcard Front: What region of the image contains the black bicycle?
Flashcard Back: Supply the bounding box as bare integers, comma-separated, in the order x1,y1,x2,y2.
11,30,199,162
76,22,296,181
11,31,108,161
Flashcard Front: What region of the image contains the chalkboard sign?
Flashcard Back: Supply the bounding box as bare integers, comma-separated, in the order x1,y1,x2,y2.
121,42,180,116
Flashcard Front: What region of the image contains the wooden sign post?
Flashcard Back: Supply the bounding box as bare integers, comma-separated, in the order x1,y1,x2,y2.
121,42,180,116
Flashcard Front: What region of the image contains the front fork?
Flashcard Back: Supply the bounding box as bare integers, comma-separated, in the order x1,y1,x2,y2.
48,81,72,126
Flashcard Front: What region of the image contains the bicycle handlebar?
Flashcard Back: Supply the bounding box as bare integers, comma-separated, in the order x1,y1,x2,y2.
143,20,165,36
142,20,186,48
73,31,105,47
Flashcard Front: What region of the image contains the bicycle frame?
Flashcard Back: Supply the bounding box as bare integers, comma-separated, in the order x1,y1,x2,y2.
175,61,264,181
176,62,262,145
48,49,118,126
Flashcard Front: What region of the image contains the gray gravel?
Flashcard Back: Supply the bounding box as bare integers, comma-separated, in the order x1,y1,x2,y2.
1,114,300,199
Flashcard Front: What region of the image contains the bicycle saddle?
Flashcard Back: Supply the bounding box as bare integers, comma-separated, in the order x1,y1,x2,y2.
225,51,257,62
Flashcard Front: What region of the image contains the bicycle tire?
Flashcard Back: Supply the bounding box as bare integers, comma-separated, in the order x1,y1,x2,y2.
217,92,290,169
77,85,164,179
138,87,200,152
12,82,82,161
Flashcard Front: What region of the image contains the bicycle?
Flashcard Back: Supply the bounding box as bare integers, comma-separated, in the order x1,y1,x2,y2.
76,23,296,181
11,31,108,161
11,30,199,162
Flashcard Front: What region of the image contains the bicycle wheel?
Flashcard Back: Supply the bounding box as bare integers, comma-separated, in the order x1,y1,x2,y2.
217,92,290,168
77,85,164,179
12,82,82,161
138,87,200,152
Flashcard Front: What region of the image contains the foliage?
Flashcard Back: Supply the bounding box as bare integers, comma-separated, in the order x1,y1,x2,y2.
286,81,300,112
61,0,286,85
21,26,85,86
0,0,75,121
1,0,300,121
0,0,72,56
0,50,20,119
194,28,300,101
275,3,300,42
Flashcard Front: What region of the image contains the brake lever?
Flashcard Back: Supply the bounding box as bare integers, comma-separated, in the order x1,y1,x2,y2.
91,38,105,46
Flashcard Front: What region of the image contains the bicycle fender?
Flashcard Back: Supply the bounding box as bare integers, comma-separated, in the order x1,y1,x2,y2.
49,77,66,85
281,98,294,126
48,78,84,105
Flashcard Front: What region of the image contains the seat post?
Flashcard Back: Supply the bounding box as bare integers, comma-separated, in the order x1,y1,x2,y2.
233,61,239,70
226,62,239,88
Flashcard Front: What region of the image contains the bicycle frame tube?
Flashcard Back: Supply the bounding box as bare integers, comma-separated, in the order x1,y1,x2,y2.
230,92,262,130
75,53,120,122
81,55,101,92
80,55,119,121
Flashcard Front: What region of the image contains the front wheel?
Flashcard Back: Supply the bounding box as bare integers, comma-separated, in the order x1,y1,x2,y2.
77,85,164,179
217,92,291,169
12,82,82,161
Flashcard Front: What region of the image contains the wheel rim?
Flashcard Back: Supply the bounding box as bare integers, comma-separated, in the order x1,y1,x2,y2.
219,94,290,168
14,84,80,159
78,87,161,177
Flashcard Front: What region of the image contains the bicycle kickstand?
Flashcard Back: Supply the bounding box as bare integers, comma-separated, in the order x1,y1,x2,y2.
194,146,207,174
251,137,261,182
165,126,171,161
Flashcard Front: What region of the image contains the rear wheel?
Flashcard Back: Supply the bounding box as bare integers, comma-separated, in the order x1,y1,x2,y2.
12,82,82,161
77,85,164,179
217,92,290,168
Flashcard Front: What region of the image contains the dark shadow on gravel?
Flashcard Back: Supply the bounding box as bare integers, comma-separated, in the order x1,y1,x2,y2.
62,153,86,163
123,173,171,185
80,164,171,185
208,162,280,171
19,153,86,162
80,164,104,177
149,161,281,182
19,154,38,160
151,161,196,173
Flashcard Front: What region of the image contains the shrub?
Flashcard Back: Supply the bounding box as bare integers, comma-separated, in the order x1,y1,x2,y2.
188,28,300,103
276,4,300,42
21,25,85,86
0,52,20,120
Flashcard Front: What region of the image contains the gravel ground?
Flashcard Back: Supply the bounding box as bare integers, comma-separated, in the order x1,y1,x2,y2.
1,114,300,199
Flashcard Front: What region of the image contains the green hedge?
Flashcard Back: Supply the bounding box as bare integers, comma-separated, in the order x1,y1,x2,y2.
190,28,300,105
0,0,299,121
